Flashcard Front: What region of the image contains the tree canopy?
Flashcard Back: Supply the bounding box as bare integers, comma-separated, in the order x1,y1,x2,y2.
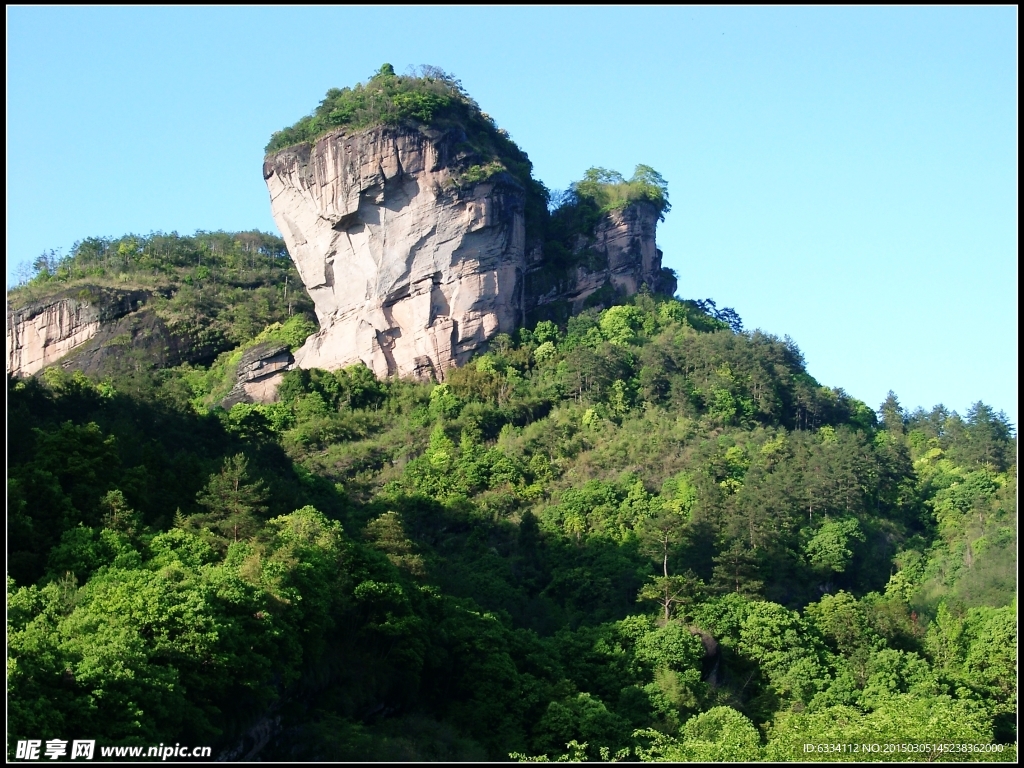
7,225,1017,761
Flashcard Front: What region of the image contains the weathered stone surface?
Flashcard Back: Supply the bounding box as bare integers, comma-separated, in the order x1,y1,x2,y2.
524,202,676,320
265,124,674,381
264,125,524,382
6,288,148,377
221,342,294,409
7,299,101,377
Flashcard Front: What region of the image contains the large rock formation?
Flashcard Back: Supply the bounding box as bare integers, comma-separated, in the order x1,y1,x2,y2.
8,127,674,388
266,124,674,380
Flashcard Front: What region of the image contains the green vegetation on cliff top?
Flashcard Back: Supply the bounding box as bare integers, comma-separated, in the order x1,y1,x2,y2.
265,64,535,189
265,64,463,151
573,165,671,221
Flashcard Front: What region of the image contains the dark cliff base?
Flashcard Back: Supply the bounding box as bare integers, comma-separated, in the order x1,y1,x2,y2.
56,305,226,377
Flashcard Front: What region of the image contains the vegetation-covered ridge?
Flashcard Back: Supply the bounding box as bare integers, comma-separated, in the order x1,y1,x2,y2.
265,64,535,189
7,284,1016,761
573,165,671,222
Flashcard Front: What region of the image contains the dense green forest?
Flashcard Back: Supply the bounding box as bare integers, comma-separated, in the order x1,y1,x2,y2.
7,276,1017,760
6,64,1017,761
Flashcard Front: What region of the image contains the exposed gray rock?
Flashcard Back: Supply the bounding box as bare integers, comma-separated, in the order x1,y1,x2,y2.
221,342,294,409
265,125,524,382
6,287,148,377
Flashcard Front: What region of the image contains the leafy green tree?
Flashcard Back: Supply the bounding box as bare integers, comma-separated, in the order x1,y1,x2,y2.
100,489,143,538
804,591,880,686
638,572,705,624
572,165,670,221
533,320,560,345
636,706,762,761
959,401,1015,471
365,511,426,578
429,383,462,420
599,305,646,346
338,363,387,410
738,601,830,706
637,506,685,571
879,390,907,435
29,420,123,525
805,518,865,582
711,540,764,597
632,619,706,724
192,454,268,544
530,693,629,760
963,602,1017,740
858,647,942,710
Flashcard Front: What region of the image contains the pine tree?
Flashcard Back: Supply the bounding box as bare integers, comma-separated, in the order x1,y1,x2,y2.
193,454,268,544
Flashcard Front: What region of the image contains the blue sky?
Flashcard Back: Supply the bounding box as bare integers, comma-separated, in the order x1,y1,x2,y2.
7,7,1018,424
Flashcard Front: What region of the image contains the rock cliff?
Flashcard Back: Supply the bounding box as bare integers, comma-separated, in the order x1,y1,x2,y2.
6,288,148,377
265,125,525,382
523,201,676,326
7,297,102,377
6,286,232,380
265,124,674,380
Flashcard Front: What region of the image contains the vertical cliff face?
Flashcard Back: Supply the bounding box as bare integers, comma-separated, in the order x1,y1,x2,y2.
264,125,525,382
7,298,102,377
593,203,663,296
6,289,150,378
265,124,675,380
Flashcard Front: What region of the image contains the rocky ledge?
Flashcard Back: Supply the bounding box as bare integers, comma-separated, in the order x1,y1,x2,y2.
221,342,294,409
6,288,148,377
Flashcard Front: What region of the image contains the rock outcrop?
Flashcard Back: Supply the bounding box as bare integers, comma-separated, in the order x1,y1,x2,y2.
6,288,148,377
264,125,524,382
523,202,676,326
5,286,238,380
266,124,674,380
221,342,294,409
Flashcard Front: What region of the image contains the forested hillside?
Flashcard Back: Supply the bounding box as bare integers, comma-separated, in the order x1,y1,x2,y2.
7,277,1016,760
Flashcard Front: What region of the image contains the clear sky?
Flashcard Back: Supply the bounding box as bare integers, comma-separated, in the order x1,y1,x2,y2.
7,7,1018,425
